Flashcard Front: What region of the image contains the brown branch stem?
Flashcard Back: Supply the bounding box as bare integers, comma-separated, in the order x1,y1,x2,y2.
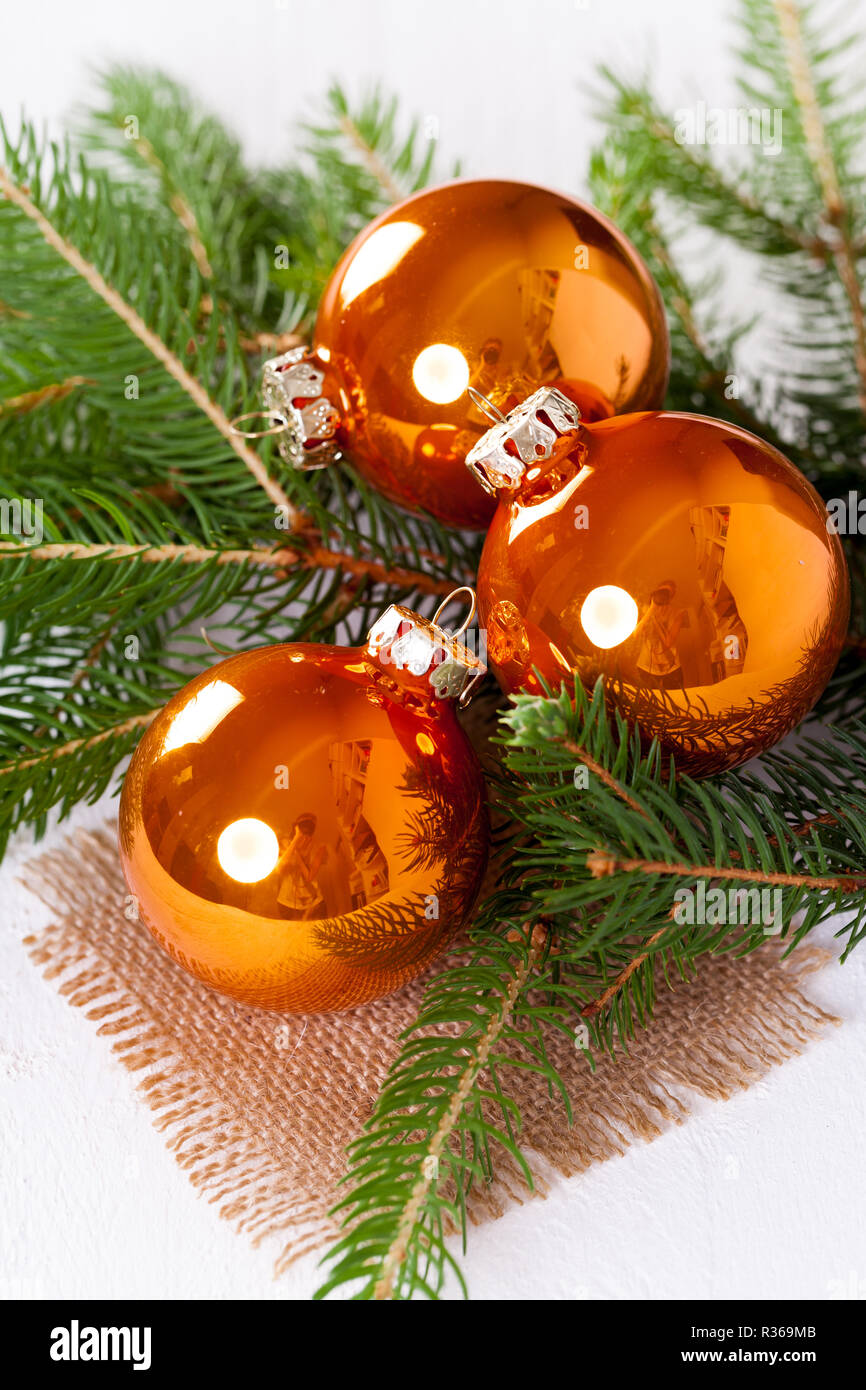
126,131,213,279
581,927,666,1020
337,115,404,205
559,736,648,818
1,712,155,776
0,540,456,596
587,851,866,893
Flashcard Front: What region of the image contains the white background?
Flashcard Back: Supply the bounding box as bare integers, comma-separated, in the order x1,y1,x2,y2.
2,0,865,1302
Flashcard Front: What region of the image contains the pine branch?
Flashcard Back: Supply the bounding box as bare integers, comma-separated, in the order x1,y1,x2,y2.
370,925,548,1301
598,71,824,257
334,110,405,206
588,133,795,454
579,928,666,1021
273,84,459,318
597,0,866,477
315,922,568,1301
81,67,300,329
495,682,866,997
313,84,452,205
320,665,866,1297
320,682,866,1296
118,127,214,279
2,711,155,775
773,0,866,410
0,165,303,529
587,850,866,893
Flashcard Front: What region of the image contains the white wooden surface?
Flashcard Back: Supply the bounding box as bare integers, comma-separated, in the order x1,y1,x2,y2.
2,0,865,1300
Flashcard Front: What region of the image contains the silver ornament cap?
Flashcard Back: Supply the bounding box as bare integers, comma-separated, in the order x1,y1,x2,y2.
261,347,342,470
366,589,486,707
465,387,582,495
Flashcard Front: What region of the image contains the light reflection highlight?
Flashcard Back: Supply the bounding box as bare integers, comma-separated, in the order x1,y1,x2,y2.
217,818,280,883
580,585,639,649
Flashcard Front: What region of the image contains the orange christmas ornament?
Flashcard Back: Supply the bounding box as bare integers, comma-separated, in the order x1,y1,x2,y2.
467,391,849,776
257,179,670,529
119,593,488,1012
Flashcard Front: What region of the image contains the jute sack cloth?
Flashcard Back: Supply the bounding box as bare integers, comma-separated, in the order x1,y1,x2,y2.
22,819,838,1276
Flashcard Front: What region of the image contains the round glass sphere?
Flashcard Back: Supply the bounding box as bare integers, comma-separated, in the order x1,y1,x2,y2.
119,642,488,1012
476,412,849,775
313,179,670,529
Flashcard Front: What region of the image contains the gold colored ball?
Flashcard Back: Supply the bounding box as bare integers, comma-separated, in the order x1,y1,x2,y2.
477,412,849,775
119,643,488,1012
314,178,670,529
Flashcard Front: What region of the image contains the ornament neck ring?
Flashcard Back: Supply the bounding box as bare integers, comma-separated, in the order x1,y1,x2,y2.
232,346,344,471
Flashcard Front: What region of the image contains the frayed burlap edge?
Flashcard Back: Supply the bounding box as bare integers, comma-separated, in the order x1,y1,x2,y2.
21,822,840,1278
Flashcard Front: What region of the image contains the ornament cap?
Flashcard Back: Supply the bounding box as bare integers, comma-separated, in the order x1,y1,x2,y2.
259,346,342,470
465,387,582,495
366,589,486,708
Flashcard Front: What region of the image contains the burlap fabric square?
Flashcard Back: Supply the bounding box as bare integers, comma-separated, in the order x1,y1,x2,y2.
22,820,838,1276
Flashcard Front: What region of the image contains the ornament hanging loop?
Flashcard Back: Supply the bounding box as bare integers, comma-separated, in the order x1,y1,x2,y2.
468,386,508,426
228,409,292,441
432,585,477,640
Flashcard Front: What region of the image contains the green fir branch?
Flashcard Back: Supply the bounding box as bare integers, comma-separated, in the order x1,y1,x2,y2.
495,683,866,1041
271,83,459,322
315,921,565,1300
596,0,866,477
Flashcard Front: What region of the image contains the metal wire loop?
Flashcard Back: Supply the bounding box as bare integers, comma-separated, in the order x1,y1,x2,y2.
228,410,291,440
432,585,478,639
468,386,509,425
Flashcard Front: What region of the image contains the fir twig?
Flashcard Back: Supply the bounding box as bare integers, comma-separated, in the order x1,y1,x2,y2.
335,110,405,206
587,851,866,893
371,924,548,1301
122,130,214,278
1,712,155,774
315,920,571,1300
773,0,866,409
0,166,303,528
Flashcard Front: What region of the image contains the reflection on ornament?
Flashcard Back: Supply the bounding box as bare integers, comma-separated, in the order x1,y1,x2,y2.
217,818,280,883
337,221,425,309
119,595,489,1012
259,179,670,529
411,343,470,404
580,586,640,649
469,390,849,776
161,679,242,754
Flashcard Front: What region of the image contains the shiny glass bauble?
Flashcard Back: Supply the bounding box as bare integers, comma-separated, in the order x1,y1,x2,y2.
119,612,489,1011
307,178,669,529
